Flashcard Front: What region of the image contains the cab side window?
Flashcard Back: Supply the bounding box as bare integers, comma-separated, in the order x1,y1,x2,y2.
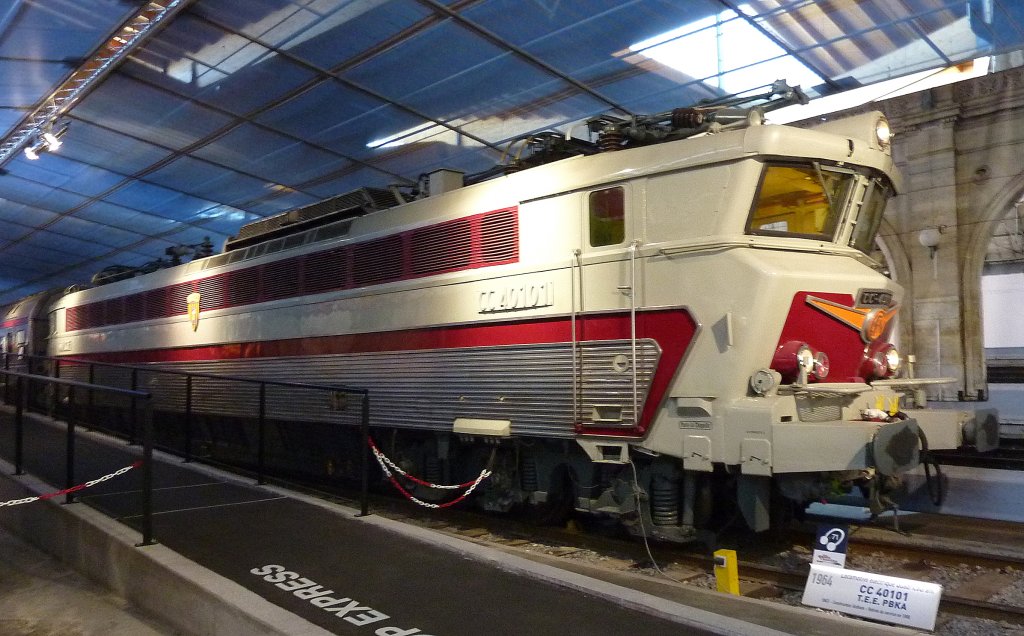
589,187,625,247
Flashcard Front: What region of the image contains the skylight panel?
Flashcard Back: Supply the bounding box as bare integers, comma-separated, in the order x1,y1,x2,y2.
629,4,824,95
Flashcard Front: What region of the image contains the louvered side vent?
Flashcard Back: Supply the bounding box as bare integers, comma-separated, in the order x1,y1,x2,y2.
304,248,347,294
143,288,170,321
263,255,302,300
124,293,147,323
229,268,260,306
480,209,519,263
65,306,81,331
225,188,400,252
410,219,472,275
62,207,520,332
105,298,125,326
197,275,228,311
352,236,403,286
167,283,191,316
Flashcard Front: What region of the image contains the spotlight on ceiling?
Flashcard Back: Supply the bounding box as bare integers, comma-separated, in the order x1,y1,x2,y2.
23,121,69,161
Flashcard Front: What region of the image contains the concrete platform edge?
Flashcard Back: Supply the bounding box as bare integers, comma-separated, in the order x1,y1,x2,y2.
269,486,920,636
0,457,332,636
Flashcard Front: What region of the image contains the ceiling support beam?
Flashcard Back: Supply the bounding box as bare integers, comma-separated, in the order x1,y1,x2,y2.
416,0,635,117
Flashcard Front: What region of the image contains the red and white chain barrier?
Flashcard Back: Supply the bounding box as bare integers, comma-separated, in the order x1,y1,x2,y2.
368,438,491,509
0,461,142,508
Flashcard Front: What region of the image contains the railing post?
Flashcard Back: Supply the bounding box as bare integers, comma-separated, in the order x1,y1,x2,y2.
3,353,10,404
65,386,76,504
138,400,155,546
359,390,370,517
87,364,95,428
14,375,24,475
184,375,193,463
48,359,60,419
129,369,138,444
257,383,266,485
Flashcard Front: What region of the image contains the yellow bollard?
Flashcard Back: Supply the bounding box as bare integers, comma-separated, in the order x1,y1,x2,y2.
713,549,740,595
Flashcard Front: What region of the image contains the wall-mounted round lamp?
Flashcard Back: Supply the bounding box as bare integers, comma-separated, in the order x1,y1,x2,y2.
918,226,944,259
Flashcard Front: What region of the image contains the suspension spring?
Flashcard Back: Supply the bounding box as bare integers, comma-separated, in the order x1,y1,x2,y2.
424,456,441,485
650,476,680,527
521,456,539,492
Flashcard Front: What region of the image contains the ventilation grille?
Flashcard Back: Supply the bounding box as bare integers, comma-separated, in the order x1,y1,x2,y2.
66,208,519,331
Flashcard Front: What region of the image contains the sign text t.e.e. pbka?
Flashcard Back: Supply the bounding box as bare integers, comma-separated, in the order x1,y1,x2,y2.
802,564,942,631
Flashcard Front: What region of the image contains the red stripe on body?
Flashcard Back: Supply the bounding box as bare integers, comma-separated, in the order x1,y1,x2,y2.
67,309,698,437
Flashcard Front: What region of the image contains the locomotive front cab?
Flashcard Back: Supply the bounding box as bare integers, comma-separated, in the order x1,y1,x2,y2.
717,118,998,529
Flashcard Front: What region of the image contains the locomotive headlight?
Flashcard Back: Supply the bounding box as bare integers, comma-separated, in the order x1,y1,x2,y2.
875,116,892,150
797,345,816,375
883,345,901,377
772,341,818,383
860,342,901,380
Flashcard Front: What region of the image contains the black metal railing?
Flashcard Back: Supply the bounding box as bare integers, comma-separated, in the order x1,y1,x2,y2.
0,367,157,545
0,352,373,523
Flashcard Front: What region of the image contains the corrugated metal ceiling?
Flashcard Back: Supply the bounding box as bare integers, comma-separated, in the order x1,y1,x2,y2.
1,0,1023,304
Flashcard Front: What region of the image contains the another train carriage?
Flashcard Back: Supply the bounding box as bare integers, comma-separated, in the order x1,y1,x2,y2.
40,104,997,538
1,289,61,371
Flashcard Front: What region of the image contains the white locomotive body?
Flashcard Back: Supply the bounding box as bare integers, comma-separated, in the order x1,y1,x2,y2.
10,105,998,537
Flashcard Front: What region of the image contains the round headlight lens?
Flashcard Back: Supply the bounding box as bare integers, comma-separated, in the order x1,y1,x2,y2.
875,117,892,149
883,346,901,377
797,345,815,373
772,341,819,383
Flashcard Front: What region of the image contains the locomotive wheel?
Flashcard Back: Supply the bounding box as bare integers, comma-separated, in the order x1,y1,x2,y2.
530,464,575,526
691,471,740,532
767,486,802,536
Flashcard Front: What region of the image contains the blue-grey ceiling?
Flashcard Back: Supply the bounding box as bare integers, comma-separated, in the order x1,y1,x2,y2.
1,0,1024,305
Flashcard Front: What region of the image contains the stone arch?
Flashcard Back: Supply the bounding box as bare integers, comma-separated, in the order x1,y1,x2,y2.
961,171,1024,396
876,217,915,354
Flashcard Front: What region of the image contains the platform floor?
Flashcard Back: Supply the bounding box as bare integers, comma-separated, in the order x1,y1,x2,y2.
0,406,916,636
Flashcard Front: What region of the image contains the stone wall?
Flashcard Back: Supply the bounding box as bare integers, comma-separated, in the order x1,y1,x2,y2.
875,66,1024,400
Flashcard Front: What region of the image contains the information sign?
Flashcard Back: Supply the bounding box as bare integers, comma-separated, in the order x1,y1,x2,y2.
802,564,942,631
812,523,848,567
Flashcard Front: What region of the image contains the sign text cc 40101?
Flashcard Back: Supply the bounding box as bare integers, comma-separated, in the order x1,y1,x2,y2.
478,280,554,313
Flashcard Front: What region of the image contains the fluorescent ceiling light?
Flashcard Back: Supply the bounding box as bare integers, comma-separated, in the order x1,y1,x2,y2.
366,122,443,149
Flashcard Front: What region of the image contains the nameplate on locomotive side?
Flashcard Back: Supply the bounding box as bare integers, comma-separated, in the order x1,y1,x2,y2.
856,288,893,308
479,280,554,313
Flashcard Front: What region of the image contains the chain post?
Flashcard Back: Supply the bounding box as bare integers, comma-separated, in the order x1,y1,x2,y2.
138,400,156,547
359,390,370,517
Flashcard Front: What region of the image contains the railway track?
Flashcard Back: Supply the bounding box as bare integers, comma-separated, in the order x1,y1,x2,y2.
340,488,1024,629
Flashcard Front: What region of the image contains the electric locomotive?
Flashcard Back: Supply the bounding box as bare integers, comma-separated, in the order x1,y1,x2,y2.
5,84,998,539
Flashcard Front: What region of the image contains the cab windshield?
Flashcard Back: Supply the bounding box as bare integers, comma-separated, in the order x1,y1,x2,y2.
746,163,854,241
